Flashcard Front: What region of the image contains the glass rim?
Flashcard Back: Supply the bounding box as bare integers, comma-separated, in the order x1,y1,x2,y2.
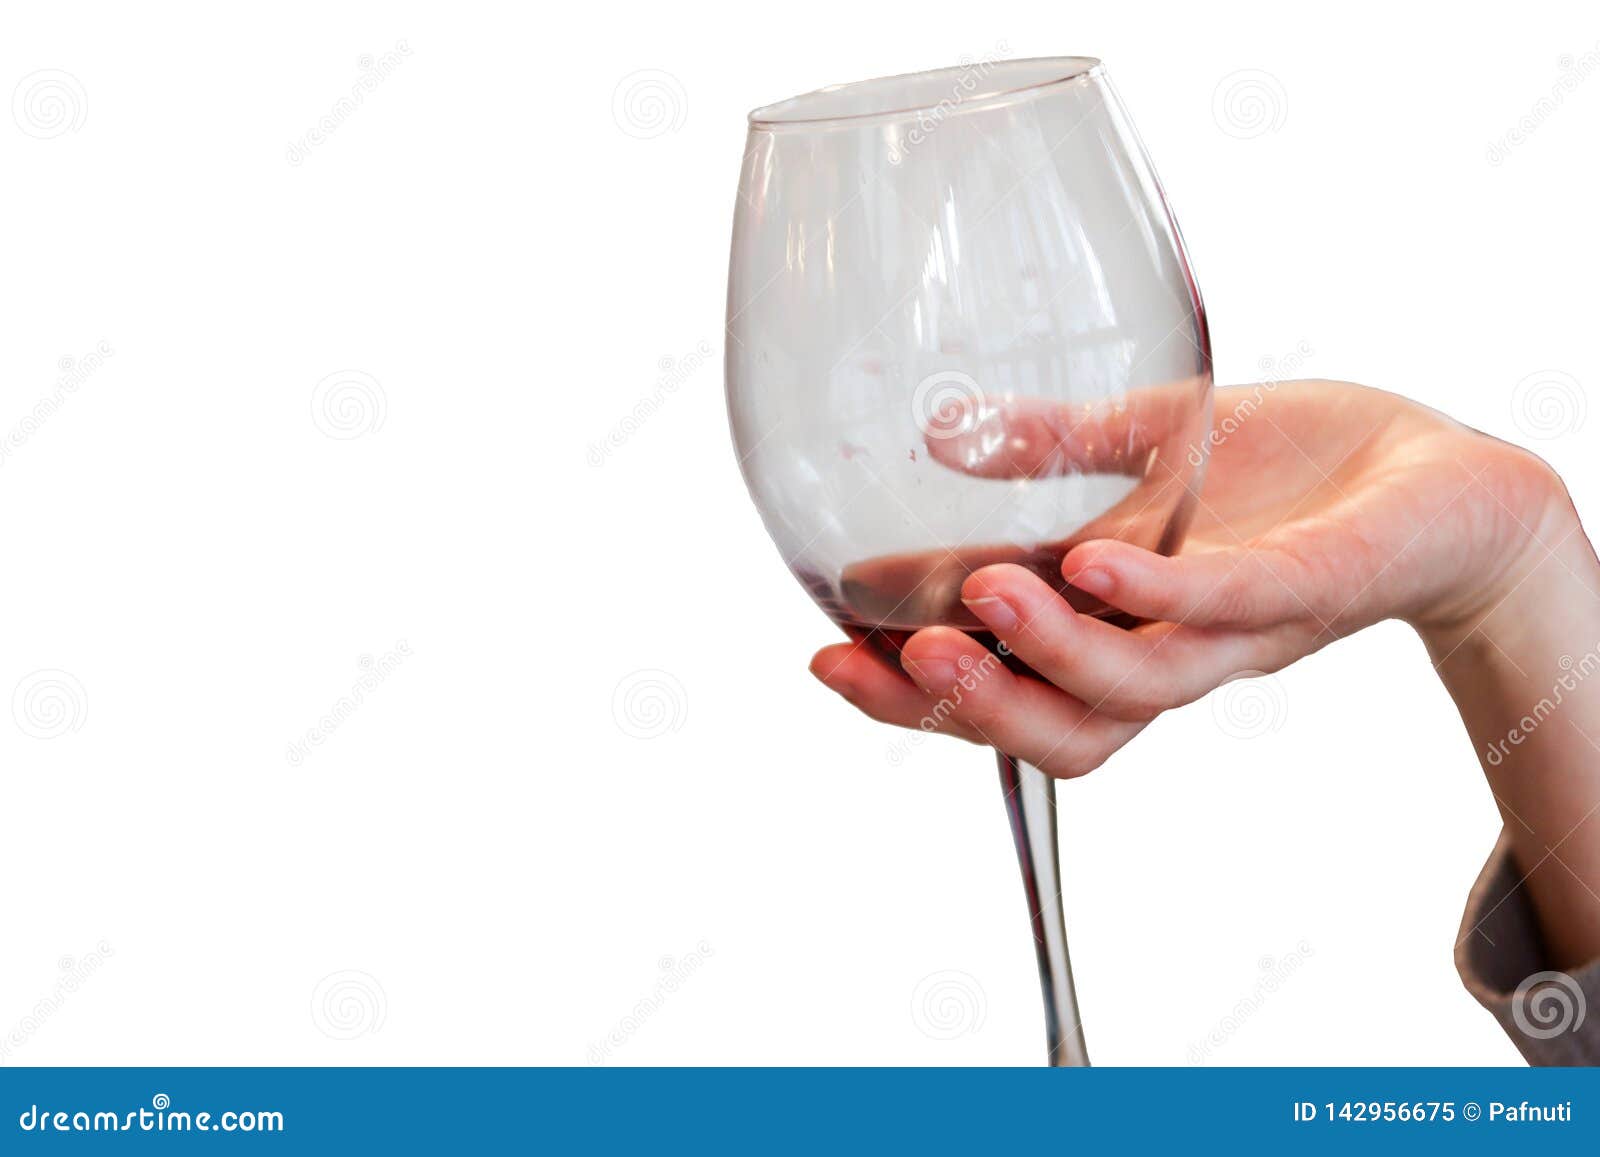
747,55,1105,130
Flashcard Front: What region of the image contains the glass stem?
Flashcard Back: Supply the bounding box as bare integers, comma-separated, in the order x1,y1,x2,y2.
997,752,1090,1067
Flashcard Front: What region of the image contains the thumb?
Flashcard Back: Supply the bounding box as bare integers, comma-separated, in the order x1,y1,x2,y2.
1061,539,1321,629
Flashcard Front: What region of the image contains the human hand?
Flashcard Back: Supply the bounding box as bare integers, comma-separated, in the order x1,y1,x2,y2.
810,379,1576,777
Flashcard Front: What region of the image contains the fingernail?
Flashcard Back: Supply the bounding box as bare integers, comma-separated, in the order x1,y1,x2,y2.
961,595,1021,633
901,655,957,688
1069,567,1114,597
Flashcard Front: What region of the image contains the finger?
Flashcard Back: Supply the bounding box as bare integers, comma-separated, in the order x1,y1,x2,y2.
956,565,1277,721
897,628,1144,778
924,377,1206,481
1053,450,1200,557
809,642,985,743
925,396,1140,479
1060,540,1321,629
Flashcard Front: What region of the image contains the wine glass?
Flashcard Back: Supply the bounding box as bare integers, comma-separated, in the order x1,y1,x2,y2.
725,56,1212,1065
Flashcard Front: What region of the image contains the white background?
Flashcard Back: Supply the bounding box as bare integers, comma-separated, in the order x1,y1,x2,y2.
2,1,1596,1066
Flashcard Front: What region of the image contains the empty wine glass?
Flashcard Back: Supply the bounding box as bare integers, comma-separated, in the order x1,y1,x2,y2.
725,56,1212,1065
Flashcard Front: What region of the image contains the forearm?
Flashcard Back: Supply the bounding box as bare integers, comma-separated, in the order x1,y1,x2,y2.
1421,511,1600,970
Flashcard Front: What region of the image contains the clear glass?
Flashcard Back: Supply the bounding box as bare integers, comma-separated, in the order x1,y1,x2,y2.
725,57,1212,1065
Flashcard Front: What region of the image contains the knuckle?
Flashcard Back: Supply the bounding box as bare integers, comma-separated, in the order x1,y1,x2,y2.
953,707,1004,742
918,701,965,733
1099,665,1178,721
1046,723,1140,776
1039,747,1096,779
1102,693,1165,723
957,698,1011,735
865,704,912,728
1145,567,1203,621
1145,583,1188,621
1202,573,1255,624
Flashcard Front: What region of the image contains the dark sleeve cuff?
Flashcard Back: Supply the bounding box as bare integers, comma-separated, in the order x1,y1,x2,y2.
1456,829,1600,1065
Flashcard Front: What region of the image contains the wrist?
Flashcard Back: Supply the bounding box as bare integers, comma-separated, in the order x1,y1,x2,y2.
1419,551,1600,674
1414,451,1595,660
